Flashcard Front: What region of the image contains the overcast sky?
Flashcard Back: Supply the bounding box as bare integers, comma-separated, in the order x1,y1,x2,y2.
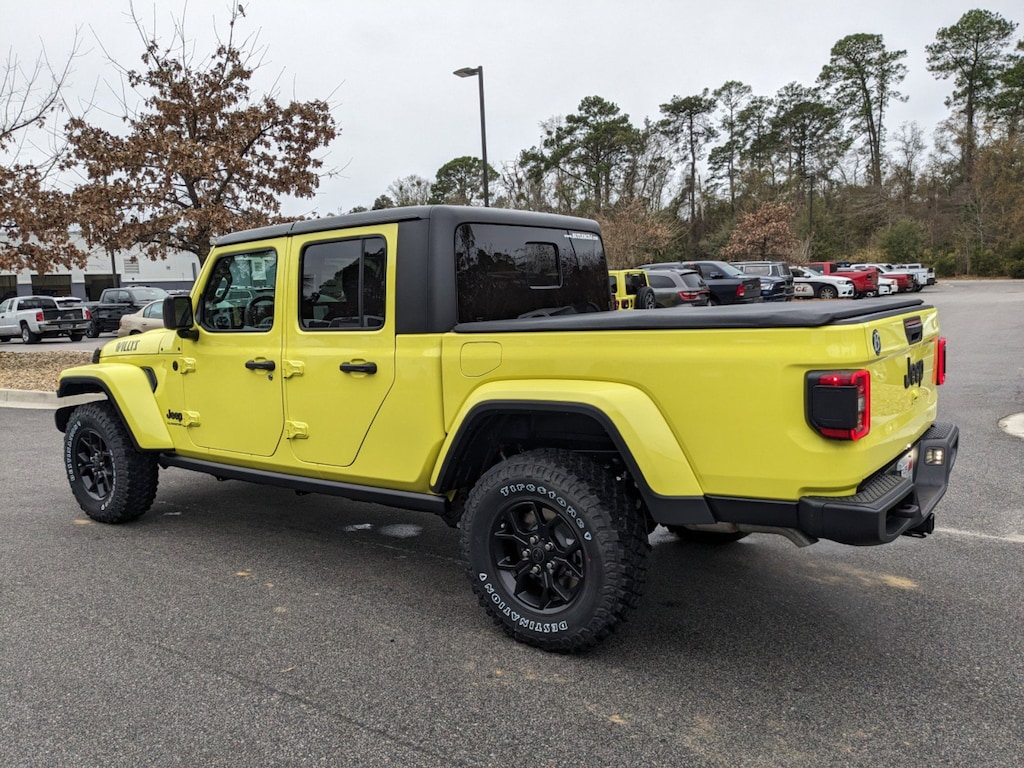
6,0,1023,216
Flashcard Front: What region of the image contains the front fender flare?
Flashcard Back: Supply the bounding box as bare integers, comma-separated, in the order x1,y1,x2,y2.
56,364,173,451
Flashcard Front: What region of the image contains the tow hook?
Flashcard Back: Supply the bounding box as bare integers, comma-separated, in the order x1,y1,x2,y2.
903,513,935,538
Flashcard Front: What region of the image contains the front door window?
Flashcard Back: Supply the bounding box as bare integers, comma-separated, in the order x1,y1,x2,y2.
181,246,284,456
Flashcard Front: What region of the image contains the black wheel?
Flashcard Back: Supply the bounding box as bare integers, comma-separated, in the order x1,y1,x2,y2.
21,324,40,344
85,321,101,338
666,525,749,544
635,286,657,310
462,449,649,652
68,333,84,342
64,401,159,523
817,285,838,300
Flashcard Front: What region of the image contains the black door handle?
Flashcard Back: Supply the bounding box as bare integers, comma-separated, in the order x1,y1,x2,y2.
340,361,377,374
245,359,276,371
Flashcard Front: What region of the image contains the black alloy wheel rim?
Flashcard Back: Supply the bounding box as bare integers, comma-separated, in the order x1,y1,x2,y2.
74,428,114,501
490,499,586,611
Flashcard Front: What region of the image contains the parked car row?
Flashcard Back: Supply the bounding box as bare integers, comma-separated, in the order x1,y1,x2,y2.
610,257,935,312
642,261,762,305
609,268,712,309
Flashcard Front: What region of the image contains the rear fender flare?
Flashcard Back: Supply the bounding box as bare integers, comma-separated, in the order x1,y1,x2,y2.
431,380,712,523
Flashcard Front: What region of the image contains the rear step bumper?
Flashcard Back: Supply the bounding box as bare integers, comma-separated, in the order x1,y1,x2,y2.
798,422,959,545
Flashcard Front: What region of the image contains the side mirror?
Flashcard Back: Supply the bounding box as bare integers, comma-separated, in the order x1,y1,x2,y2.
163,295,199,340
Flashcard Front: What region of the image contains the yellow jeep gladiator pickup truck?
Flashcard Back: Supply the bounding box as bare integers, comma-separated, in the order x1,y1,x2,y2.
55,206,958,652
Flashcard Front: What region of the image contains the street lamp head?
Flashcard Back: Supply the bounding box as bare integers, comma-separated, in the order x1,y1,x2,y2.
453,66,481,78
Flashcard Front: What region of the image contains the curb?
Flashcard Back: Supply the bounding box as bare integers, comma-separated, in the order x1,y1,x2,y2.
0,389,104,410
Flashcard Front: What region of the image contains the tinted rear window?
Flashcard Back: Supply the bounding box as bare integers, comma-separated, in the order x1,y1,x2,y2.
646,273,675,288
739,264,771,276
19,297,56,310
679,273,704,288
455,223,610,322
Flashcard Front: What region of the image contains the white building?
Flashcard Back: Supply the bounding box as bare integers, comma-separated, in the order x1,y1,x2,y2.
0,234,200,301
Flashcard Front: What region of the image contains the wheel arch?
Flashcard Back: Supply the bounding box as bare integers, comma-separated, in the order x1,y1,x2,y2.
431,385,713,526
55,365,173,451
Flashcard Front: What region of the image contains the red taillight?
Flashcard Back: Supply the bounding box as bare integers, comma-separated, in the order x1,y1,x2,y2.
85,309,92,320
935,337,947,385
736,285,745,298
678,291,697,301
36,311,44,322
807,369,871,440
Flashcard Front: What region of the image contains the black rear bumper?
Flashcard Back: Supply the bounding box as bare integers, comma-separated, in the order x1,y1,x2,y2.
797,422,959,545
681,422,959,546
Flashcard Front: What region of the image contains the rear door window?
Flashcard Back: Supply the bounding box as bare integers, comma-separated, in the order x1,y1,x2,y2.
300,236,386,330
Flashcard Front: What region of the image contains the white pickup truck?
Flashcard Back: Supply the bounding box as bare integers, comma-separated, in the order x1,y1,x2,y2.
0,295,92,343
894,263,936,287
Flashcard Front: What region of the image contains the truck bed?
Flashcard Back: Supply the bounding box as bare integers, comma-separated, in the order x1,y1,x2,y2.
456,297,927,333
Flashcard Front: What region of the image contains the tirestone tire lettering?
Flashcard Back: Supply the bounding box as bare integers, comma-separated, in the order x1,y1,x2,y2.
462,449,649,653
64,401,159,523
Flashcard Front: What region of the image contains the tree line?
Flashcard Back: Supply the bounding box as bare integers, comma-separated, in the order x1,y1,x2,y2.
2,5,1022,278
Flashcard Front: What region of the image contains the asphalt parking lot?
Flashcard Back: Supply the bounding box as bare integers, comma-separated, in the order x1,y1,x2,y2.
1,280,1022,767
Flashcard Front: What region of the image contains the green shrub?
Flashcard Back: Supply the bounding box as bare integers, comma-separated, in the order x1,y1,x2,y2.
973,250,1007,277
1007,241,1024,279
932,252,958,278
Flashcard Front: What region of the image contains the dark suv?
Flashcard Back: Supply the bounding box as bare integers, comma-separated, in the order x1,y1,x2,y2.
731,261,795,302
641,268,710,307
642,261,761,306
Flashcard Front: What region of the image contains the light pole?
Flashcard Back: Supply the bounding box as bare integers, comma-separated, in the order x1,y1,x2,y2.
804,173,815,260
453,65,489,207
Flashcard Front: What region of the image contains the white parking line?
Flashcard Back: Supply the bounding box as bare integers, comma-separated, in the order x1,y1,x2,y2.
935,527,1024,544
999,413,1024,439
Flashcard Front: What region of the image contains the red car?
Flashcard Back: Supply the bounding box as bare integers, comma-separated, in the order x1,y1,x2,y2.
851,263,915,292
807,262,878,298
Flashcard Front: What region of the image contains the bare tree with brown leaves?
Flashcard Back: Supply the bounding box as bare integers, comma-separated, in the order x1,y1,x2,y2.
64,3,337,266
0,36,82,273
720,202,800,262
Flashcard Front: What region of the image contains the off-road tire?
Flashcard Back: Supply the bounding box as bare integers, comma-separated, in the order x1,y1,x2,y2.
666,525,749,544
64,401,159,523
461,449,649,652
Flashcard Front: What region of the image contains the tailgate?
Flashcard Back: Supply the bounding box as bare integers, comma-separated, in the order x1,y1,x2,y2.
857,306,941,460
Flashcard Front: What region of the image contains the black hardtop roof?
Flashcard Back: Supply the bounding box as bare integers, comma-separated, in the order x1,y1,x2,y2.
215,205,602,247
